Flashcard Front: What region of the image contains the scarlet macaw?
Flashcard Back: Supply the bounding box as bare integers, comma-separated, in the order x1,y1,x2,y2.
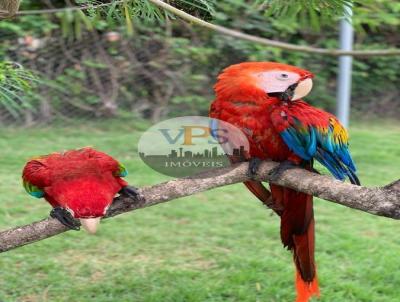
209,62,359,302
22,147,140,233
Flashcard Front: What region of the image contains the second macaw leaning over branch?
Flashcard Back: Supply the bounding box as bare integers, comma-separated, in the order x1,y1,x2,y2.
22,147,141,234
210,62,360,302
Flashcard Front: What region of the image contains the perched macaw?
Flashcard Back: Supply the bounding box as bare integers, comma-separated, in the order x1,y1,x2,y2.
22,147,140,233
210,62,359,302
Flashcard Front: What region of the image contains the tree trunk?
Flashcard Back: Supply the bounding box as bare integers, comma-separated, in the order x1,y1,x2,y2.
40,97,53,123
0,0,20,18
24,109,34,127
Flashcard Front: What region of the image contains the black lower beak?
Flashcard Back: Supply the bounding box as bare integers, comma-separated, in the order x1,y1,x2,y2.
268,82,298,101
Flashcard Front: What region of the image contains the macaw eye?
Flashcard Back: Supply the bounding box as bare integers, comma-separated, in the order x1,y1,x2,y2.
276,73,289,81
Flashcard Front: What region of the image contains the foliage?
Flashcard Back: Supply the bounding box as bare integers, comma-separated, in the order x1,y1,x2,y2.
259,0,352,30
0,62,36,118
74,0,166,35
0,0,399,124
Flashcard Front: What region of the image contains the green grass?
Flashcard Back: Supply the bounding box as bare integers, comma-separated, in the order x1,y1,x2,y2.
0,120,399,302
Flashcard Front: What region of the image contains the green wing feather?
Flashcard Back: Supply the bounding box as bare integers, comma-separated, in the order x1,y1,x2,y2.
116,163,128,177
23,179,44,198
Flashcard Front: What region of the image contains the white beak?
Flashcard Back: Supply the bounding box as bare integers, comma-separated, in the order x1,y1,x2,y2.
79,218,101,234
292,78,313,100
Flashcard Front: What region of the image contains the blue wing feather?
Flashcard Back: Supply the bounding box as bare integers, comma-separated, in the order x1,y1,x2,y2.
281,129,312,160
307,127,317,156
277,117,359,185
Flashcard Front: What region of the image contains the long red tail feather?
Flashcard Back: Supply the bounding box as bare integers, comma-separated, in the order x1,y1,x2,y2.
295,269,319,302
243,181,319,302
294,218,320,301
270,184,319,302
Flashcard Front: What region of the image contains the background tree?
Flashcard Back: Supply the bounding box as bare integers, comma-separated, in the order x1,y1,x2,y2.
0,0,21,18
0,0,399,124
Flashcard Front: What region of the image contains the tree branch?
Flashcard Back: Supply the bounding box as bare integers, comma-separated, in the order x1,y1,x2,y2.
148,0,400,57
1,161,399,253
9,0,400,57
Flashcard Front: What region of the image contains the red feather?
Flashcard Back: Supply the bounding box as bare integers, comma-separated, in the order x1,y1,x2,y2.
22,147,127,218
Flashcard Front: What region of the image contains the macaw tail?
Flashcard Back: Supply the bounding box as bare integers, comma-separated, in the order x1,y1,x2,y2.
294,218,319,302
270,184,320,302
295,267,319,302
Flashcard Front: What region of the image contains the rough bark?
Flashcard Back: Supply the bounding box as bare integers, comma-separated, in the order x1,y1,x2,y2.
0,161,399,253
0,0,20,18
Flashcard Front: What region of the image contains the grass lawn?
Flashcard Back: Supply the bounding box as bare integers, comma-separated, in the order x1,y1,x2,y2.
0,119,399,302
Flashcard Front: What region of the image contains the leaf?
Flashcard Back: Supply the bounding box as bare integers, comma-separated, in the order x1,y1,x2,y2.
0,62,37,117
0,86,23,118
124,1,134,36
74,11,82,39
262,0,353,31
77,9,94,31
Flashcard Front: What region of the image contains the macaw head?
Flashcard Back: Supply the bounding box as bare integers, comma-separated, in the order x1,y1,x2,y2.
214,62,314,102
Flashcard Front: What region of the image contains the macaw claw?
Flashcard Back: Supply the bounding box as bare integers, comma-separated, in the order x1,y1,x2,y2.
50,207,80,231
119,186,145,202
247,157,262,179
268,160,297,182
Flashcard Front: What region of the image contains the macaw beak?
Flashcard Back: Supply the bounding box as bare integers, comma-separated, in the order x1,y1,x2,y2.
79,217,101,234
292,77,313,101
